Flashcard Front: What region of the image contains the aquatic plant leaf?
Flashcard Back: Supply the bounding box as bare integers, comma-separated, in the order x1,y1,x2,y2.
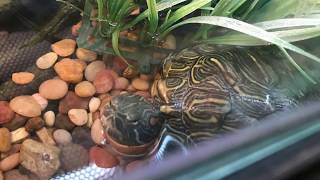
202,18,320,45
246,0,320,22
123,0,188,30
146,0,159,34
162,16,320,64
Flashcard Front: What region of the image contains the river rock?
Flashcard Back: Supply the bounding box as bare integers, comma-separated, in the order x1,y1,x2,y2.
2,114,27,131
53,129,72,145
54,113,75,131
39,79,68,100
131,78,150,91
25,117,45,133
32,93,48,110
0,128,11,152
89,146,119,168
84,61,106,81
11,72,34,85
3,170,29,180
44,111,55,127
93,70,115,93
58,91,90,113
51,39,76,57
0,101,15,124
0,153,20,172
75,81,96,97
89,97,101,113
71,127,94,149
91,119,105,145
20,139,60,179
76,48,97,62
68,109,88,126
36,52,58,69
60,144,88,171
54,58,84,83
114,77,129,90
36,128,56,145
11,128,29,143
9,96,41,117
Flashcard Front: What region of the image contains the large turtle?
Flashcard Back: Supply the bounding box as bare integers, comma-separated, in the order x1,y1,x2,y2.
100,45,296,157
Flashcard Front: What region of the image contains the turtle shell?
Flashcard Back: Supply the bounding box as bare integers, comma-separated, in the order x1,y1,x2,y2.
151,45,284,137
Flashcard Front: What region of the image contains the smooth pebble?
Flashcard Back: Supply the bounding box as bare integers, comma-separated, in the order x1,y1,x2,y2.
51,39,76,57
39,79,68,100
89,97,101,113
53,129,72,145
76,48,97,62
75,81,96,97
36,52,58,69
68,109,88,126
9,96,41,117
11,72,34,85
44,111,55,127
32,93,48,110
85,61,106,81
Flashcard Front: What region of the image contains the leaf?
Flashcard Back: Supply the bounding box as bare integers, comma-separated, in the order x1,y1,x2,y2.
203,26,320,46
279,47,316,84
246,0,320,22
161,16,320,64
158,0,212,33
146,0,159,34
123,0,188,30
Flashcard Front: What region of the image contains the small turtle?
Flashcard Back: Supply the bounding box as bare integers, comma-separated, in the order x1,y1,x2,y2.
100,45,296,157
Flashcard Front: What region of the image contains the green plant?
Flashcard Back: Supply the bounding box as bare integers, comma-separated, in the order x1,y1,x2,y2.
74,0,320,82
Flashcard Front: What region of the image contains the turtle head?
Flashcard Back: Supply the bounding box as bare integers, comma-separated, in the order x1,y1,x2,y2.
101,93,164,156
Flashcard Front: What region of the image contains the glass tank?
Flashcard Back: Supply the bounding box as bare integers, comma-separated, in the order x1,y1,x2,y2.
0,0,320,179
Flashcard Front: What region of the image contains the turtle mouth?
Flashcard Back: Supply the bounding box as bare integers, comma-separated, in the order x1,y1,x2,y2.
105,132,156,157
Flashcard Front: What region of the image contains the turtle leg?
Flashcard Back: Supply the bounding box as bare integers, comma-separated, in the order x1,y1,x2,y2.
219,110,259,133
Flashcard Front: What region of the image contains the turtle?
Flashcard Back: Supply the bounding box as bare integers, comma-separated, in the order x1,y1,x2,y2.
100,44,297,157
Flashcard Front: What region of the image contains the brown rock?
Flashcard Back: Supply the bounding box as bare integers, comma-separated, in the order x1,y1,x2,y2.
0,153,20,172
122,66,138,79
58,91,90,113
54,58,84,83
54,113,75,131
36,128,56,145
3,170,29,180
76,48,97,62
53,129,72,145
0,101,15,124
140,74,153,81
112,56,128,74
71,127,94,149
20,139,60,179
91,119,105,145
0,144,21,159
89,97,101,113
39,79,68,100
84,61,106,82
60,144,88,171
75,81,96,97
0,128,11,152
71,21,82,36
93,70,115,93
9,96,41,117
75,59,87,69
11,72,34,85
131,78,150,91
0,171,3,180
89,146,119,168
25,117,45,133
2,114,27,131
114,77,129,90
51,39,76,57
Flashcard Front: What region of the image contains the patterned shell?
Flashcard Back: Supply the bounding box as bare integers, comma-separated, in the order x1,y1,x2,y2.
151,45,288,144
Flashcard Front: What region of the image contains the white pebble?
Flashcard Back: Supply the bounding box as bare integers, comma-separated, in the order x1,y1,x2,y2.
53,129,72,145
89,97,101,113
44,111,55,127
32,93,48,111
36,52,58,69
68,109,88,126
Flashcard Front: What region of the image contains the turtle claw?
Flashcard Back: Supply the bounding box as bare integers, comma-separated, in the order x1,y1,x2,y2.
150,134,189,163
